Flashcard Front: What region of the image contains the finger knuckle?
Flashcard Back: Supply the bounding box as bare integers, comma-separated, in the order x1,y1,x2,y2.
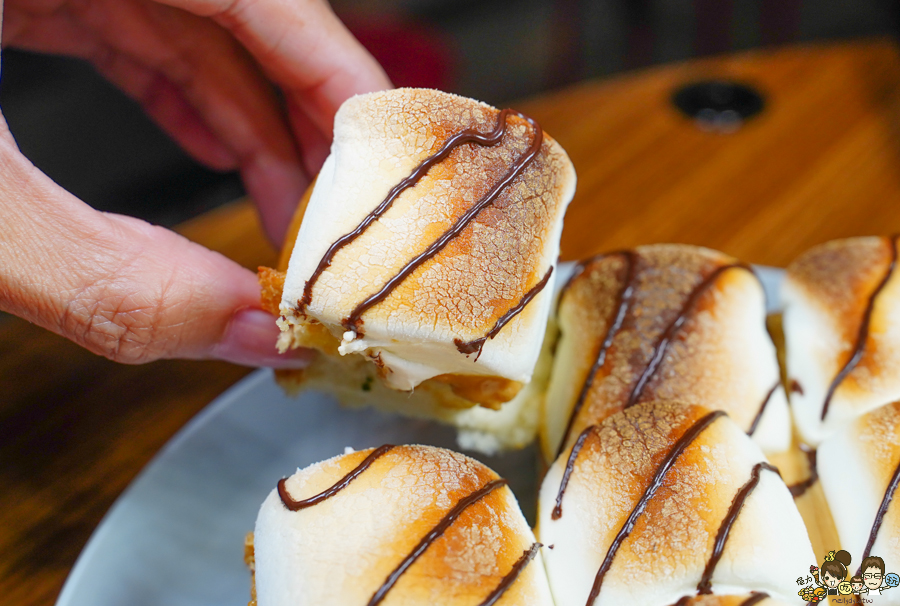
61,272,179,365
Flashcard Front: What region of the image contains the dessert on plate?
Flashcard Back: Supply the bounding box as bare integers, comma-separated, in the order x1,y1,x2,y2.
540,244,790,462
538,400,814,606
817,399,900,588
782,235,900,445
664,595,797,606
250,445,553,606
259,87,575,452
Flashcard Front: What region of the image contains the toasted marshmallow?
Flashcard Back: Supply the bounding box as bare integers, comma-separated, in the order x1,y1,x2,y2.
255,445,553,606
537,401,813,606
540,245,789,461
277,88,575,399
667,595,797,606
782,236,900,445
818,401,900,584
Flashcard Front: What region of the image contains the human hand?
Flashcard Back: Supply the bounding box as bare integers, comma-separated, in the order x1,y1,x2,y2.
0,0,391,367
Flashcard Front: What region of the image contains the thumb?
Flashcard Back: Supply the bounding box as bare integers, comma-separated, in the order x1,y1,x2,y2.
0,134,307,368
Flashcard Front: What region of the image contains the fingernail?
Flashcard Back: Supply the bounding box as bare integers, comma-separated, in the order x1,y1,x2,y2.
213,307,312,369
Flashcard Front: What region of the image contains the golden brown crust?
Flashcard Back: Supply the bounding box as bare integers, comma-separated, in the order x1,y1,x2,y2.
857,400,900,492
269,445,539,604
673,595,781,606
290,89,571,343
563,401,748,592
785,235,897,400
369,447,527,602
431,374,523,409
257,267,285,317
785,237,892,341
244,532,256,606
557,245,744,443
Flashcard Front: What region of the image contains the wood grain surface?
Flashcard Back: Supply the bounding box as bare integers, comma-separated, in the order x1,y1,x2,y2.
3,39,900,606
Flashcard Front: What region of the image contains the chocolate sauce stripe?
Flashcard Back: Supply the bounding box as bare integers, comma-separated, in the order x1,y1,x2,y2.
345,113,544,332
556,251,638,458
368,478,508,606
668,591,768,606
787,447,818,498
298,108,525,314
478,542,541,606
741,592,771,606
697,462,780,594
625,263,751,409
860,454,900,562
552,424,596,520
277,444,395,511
821,234,898,420
584,410,726,606
747,381,781,436
455,266,554,358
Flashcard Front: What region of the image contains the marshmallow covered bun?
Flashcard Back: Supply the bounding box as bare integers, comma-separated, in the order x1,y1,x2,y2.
252,445,553,606
267,88,575,409
538,400,813,606
818,400,900,585
666,595,796,606
540,245,790,462
782,235,900,445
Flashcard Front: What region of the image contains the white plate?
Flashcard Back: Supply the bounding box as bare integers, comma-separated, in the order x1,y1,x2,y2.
55,264,785,606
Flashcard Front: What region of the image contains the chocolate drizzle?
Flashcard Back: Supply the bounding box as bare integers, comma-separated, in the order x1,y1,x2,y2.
583,410,726,606
298,108,540,317
344,113,543,334
368,479,508,606
455,266,554,358
478,542,541,606
787,446,818,498
697,462,779,594
790,380,804,396
741,592,770,606
277,445,395,511
821,235,898,420
668,591,769,606
556,251,638,458
860,456,900,563
625,263,751,409
552,425,596,520
747,381,780,436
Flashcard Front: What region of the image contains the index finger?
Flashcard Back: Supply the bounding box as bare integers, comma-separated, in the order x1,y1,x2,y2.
157,0,392,134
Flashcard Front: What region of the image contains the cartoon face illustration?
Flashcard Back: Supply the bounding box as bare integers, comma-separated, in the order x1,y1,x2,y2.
851,576,864,593
862,556,886,590
864,567,884,590
839,581,852,595
820,549,851,589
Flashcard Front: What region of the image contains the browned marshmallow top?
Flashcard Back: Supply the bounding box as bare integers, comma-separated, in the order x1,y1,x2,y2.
551,244,772,455
292,89,571,345
256,445,548,605
785,235,898,410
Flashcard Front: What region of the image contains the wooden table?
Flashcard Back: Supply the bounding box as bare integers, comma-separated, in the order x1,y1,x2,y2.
3,39,900,606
